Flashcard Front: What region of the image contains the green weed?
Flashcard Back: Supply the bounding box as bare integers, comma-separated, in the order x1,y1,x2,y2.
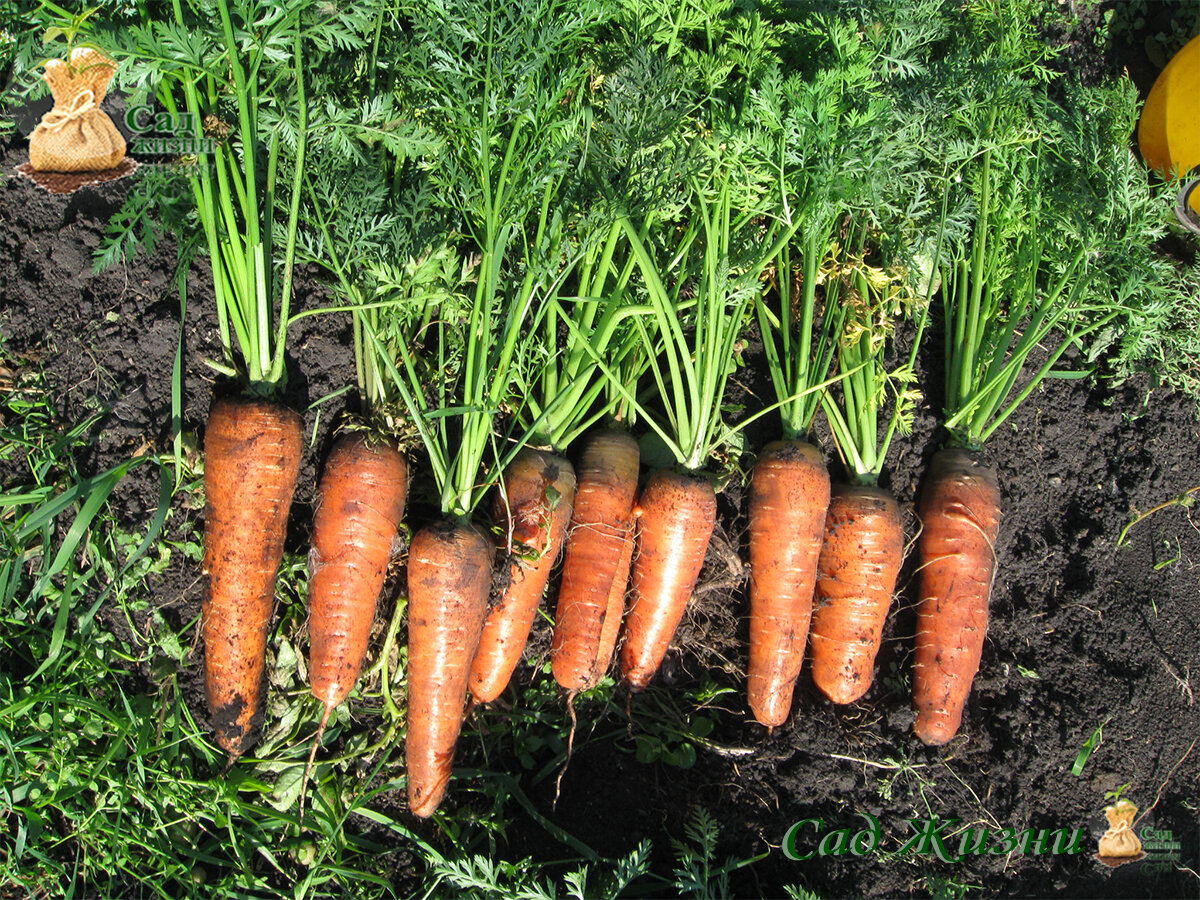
927,873,982,899
428,840,651,899
665,807,767,900
1071,717,1111,777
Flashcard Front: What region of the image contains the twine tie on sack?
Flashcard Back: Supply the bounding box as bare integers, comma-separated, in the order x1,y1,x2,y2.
41,89,98,133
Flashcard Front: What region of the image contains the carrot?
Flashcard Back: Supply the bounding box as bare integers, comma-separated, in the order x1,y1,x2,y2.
618,470,716,692
201,395,303,759
552,449,635,803
550,430,640,693
808,483,903,705
911,447,1001,746
594,527,633,683
308,434,408,723
405,520,493,818
746,440,831,727
469,448,576,703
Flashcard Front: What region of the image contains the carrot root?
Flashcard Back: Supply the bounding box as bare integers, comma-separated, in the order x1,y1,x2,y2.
405,520,494,818
551,430,640,692
299,701,334,823
912,448,1001,746
469,449,576,703
808,483,903,705
552,690,579,810
746,440,830,727
619,470,716,692
594,525,633,679
309,434,408,712
202,395,302,758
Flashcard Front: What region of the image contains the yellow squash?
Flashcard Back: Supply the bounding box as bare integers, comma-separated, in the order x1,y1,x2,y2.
1139,34,1200,215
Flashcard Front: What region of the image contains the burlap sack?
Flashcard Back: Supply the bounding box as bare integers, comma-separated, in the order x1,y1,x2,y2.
29,47,126,173
1097,800,1143,859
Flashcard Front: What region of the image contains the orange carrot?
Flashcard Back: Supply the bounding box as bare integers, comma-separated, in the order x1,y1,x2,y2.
469,448,576,703
551,430,640,693
746,440,831,727
619,470,716,692
553,512,635,805
405,520,493,818
912,447,1001,746
593,526,633,684
808,484,903,705
201,395,303,759
308,434,408,722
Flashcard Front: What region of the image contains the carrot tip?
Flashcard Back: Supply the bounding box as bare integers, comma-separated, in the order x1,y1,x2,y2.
300,703,335,824
553,692,579,812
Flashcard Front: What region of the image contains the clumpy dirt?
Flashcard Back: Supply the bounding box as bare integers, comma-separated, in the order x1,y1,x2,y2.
3,14,1199,900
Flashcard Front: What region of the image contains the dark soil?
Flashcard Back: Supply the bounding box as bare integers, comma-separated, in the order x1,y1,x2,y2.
2,10,1199,900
